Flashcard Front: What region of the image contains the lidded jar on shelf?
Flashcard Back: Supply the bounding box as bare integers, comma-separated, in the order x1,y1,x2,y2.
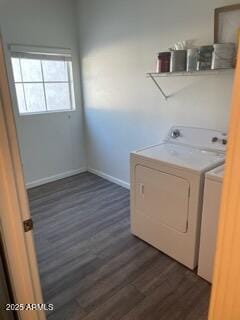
156,52,171,73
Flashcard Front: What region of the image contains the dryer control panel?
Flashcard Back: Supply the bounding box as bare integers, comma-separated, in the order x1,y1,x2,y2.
166,126,227,153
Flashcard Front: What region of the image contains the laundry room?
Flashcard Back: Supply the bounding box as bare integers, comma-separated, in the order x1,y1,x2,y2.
0,0,239,320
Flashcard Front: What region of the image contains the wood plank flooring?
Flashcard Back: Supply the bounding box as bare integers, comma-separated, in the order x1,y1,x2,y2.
28,172,211,320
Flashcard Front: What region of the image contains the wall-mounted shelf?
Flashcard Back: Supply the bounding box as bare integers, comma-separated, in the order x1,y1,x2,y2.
147,68,234,100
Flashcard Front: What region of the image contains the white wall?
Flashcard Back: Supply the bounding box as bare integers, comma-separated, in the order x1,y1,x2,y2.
0,0,87,187
76,0,235,187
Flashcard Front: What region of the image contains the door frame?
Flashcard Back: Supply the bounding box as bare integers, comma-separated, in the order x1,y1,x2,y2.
0,37,45,320
208,44,240,319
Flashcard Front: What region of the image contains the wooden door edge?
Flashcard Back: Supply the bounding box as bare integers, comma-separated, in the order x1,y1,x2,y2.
209,40,240,319
0,36,45,320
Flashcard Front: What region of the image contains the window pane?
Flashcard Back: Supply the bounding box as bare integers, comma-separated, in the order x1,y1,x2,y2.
42,60,68,82
68,62,73,82
21,59,42,82
11,58,22,82
24,83,46,112
45,83,71,111
15,84,27,113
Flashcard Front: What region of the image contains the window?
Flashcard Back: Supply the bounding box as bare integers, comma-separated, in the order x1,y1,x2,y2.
10,46,76,115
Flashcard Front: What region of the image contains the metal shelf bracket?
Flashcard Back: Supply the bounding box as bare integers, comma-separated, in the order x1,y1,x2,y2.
148,73,169,100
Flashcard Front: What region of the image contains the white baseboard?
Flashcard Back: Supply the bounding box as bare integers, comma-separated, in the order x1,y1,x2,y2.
26,167,130,190
88,168,130,189
26,167,87,189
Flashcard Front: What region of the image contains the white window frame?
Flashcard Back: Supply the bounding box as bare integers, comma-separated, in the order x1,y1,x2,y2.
9,45,76,116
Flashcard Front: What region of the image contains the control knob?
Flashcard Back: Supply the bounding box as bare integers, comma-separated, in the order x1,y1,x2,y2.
171,129,181,139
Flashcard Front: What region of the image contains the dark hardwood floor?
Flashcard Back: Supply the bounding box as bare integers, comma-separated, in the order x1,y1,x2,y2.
28,172,211,320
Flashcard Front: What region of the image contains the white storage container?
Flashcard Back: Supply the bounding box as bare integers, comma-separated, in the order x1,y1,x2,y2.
170,50,187,72
187,48,198,72
212,43,236,69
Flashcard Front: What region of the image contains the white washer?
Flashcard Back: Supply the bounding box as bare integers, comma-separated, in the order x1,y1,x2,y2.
198,165,224,282
130,126,226,269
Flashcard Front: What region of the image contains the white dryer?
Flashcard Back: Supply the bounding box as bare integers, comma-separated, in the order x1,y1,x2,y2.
130,126,226,269
198,165,225,282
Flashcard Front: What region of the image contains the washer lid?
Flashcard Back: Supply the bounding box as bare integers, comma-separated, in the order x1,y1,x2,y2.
134,143,224,173
206,165,225,182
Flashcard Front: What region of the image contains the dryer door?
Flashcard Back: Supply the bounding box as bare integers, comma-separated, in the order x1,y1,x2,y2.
135,165,190,233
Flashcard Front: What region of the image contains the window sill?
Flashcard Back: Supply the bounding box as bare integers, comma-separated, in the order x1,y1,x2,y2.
17,108,78,117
